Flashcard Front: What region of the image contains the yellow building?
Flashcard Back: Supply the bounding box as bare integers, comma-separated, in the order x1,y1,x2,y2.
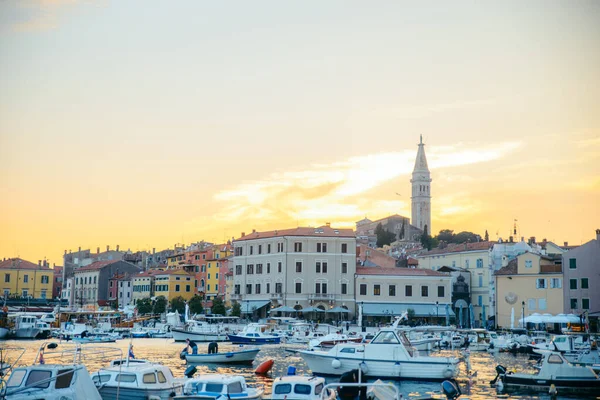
166,253,185,269
205,244,232,301
154,269,195,301
495,252,563,329
0,258,54,300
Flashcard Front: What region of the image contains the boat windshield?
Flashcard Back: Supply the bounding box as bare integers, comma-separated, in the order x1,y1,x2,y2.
371,331,400,344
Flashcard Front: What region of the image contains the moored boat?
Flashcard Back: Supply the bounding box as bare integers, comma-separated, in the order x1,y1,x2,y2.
227,323,281,345
174,373,263,399
172,320,228,342
183,347,260,365
271,374,336,400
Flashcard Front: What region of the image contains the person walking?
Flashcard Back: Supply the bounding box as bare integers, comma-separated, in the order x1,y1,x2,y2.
186,338,198,355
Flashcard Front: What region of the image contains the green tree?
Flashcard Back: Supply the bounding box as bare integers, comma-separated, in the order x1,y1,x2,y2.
211,297,226,315
420,225,433,251
230,301,241,317
453,231,481,244
188,295,204,315
136,298,153,314
484,230,489,242
375,223,396,247
436,229,455,243
153,296,167,314
407,308,416,324
170,296,186,314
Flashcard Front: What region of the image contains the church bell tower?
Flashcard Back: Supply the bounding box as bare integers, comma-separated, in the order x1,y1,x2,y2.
411,135,432,235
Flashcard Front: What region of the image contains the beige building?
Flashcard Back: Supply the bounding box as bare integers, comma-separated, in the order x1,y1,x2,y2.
131,270,157,303
495,252,563,328
231,225,357,318
355,267,453,323
417,242,493,326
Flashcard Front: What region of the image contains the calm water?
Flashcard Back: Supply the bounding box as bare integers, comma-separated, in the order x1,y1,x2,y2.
1,338,599,399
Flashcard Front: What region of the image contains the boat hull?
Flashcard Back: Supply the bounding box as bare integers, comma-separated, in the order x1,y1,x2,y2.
0,327,8,339
172,329,228,342
14,327,48,339
503,374,600,394
298,351,457,380
227,334,281,345
185,348,260,364
98,384,183,400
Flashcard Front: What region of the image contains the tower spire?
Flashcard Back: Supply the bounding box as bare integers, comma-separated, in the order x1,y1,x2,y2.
420,134,423,145
410,135,432,235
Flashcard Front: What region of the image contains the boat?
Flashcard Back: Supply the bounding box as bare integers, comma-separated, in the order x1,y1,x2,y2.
72,335,117,344
493,349,600,394
466,329,492,351
271,374,336,399
129,328,150,338
308,332,363,349
182,347,260,365
296,326,460,380
174,373,264,399
227,323,281,345
92,354,184,399
12,314,51,339
172,320,228,342
1,342,112,400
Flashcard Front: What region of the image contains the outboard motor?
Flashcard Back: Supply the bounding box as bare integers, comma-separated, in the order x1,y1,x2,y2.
441,379,462,400
490,365,506,385
184,365,197,378
179,347,188,360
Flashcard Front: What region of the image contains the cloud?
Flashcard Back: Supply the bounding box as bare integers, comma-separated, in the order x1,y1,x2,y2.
3,0,82,32
213,140,522,229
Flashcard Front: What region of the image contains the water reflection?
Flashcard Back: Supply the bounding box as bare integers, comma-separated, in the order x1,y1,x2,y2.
1,339,598,399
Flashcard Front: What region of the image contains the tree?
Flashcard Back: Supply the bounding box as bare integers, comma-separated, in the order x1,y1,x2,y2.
407,308,416,324
230,301,241,317
453,231,481,244
136,298,153,314
170,296,186,314
375,223,396,247
153,296,167,314
211,297,226,315
420,225,433,251
188,295,204,315
484,230,489,242
436,229,455,243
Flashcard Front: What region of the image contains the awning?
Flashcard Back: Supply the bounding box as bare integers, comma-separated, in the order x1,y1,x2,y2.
361,303,455,317
241,300,271,313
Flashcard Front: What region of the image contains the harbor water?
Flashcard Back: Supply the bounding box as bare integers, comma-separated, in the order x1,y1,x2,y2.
1,338,598,399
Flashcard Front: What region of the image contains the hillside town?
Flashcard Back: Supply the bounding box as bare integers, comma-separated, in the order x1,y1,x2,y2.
2,138,598,333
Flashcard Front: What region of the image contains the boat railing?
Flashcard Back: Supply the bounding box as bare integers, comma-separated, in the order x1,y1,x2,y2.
320,381,403,400
32,341,123,366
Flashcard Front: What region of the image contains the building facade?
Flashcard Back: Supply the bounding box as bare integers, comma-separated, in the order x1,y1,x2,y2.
73,260,139,308
0,258,54,300
232,225,357,319
132,271,157,303
154,269,195,301
411,135,432,234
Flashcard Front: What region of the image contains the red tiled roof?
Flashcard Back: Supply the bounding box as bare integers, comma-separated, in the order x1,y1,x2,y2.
407,257,419,265
419,242,493,256
75,260,117,272
133,270,159,278
154,269,194,276
356,267,449,277
234,226,355,242
0,258,51,270
494,259,518,275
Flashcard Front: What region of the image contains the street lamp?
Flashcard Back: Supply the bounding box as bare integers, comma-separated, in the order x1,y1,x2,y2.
521,300,525,330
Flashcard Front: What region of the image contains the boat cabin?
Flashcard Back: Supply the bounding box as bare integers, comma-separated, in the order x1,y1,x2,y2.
271,375,333,400
92,362,178,390
178,374,263,398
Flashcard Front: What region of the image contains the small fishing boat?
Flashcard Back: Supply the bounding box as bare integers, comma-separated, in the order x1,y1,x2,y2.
271,374,336,400
172,320,228,342
493,349,600,394
227,323,281,345
182,347,260,365
174,373,264,399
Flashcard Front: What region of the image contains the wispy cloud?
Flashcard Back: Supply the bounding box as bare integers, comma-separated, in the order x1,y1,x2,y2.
2,0,81,32
213,141,521,229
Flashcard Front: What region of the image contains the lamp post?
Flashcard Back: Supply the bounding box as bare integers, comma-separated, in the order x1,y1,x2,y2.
521,300,525,330
435,301,439,323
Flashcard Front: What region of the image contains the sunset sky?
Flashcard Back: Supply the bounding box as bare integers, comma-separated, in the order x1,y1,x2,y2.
1,1,598,266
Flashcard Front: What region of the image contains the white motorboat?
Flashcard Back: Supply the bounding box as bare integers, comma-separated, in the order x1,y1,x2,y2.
227,323,281,345
12,314,51,339
308,332,363,349
182,347,260,365
494,349,600,394
296,327,460,380
92,357,184,399
174,373,263,399
271,374,336,400
172,320,228,342
466,329,492,351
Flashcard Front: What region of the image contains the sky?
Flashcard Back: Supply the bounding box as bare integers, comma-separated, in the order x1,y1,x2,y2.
1,1,598,266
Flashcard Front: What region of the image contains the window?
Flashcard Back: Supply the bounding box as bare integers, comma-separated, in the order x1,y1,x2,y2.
175,284,180,292
538,298,547,310
528,298,536,310
256,264,263,274
143,373,157,384
246,284,252,294
275,283,282,293
93,276,96,284
275,384,292,395
3,274,9,283
405,285,412,297
341,283,347,294
536,278,547,289
266,263,270,274
6,369,26,388
157,371,167,383
202,254,206,260
116,374,137,383
234,284,240,295
266,283,270,293
548,354,564,364
294,242,302,252
55,369,74,389
373,284,381,296
25,370,52,389
570,279,578,290
582,298,590,309
316,262,321,273
23,275,29,283
267,244,271,253
294,384,312,395
41,290,46,299
341,243,348,253
569,258,577,269
478,295,482,306
215,273,219,279
249,246,253,255
322,262,328,273
296,262,302,273
22,290,28,297
341,262,348,274
478,275,483,287
278,262,282,273
258,245,262,254
581,278,589,289
570,298,578,309
525,260,532,268
247,265,254,274
207,273,211,280
235,247,243,256
389,285,396,296
465,260,470,268
421,286,428,297
359,284,367,296
215,284,218,291
476,259,483,268
550,278,562,288
255,284,261,294
186,285,190,292
438,286,445,297
316,243,327,253
295,282,302,293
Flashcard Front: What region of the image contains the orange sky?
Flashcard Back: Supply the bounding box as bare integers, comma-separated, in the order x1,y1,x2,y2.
1,1,598,265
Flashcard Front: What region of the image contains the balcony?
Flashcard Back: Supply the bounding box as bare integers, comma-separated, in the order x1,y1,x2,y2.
231,293,242,301
270,293,282,300
308,293,335,301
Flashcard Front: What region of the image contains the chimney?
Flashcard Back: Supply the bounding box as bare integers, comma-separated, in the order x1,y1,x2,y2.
107,245,110,252
116,245,120,252
152,248,156,255
252,229,256,234
326,222,331,227
509,236,513,243
64,250,67,255
78,246,81,253
38,260,42,266
596,229,600,242
97,247,100,254
241,232,245,237
564,241,569,247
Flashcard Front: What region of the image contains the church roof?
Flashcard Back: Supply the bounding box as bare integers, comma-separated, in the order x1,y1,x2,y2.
412,134,430,173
